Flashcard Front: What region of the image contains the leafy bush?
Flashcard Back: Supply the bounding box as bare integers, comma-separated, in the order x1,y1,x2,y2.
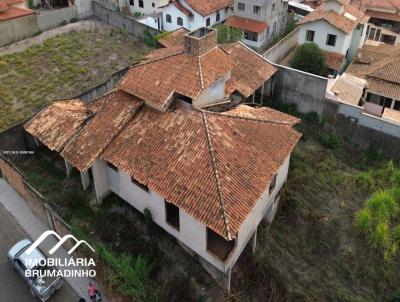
98,245,159,302
304,111,321,124
142,28,157,48
27,0,34,9
389,290,400,302
354,208,372,234
318,131,340,149
290,43,326,76
214,24,242,43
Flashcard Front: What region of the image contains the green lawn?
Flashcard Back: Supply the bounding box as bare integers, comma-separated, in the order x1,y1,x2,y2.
0,27,151,130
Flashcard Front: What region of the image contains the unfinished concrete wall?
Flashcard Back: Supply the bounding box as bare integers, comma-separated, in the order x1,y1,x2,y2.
93,0,161,38
0,14,39,47
263,27,299,63
273,64,327,115
37,6,78,32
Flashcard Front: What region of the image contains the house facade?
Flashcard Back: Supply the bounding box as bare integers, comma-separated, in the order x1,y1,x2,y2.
161,0,233,32
124,0,168,15
225,0,288,50
24,28,301,291
297,0,367,74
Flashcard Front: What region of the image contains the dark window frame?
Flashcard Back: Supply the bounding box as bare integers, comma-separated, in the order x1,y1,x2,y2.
129,0,134,6
206,17,211,27
165,200,180,230
216,10,220,22
139,0,143,7
253,5,261,14
177,16,183,26
326,34,337,46
306,30,315,42
131,177,149,192
106,161,118,172
238,2,245,10
166,14,172,23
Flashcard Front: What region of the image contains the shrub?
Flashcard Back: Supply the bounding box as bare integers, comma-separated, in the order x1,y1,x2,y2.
304,111,321,124
318,131,340,149
366,191,397,222
290,43,326,76
369,221,390,249
142,28,157,48
390,290,400,302
27,0,34,9
354,208,372,234
214,24,242,43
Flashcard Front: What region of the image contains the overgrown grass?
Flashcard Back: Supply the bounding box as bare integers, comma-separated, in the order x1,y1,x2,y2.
0,28,152,130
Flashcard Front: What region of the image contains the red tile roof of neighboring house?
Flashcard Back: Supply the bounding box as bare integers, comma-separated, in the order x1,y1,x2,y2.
347,43,400,99
185,0,233,16
26,91,300,240
298,2,366,33
225,15,268,33
366,10,400,22
0,0,35,21
351,0,400,12
172,0,193,17
323,50,345,70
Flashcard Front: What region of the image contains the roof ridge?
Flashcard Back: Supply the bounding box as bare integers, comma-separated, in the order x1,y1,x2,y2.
202,108,300,125
135,49,184,68
201,111,232,241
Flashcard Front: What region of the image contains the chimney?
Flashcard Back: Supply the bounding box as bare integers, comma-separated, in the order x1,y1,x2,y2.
184,27,217,56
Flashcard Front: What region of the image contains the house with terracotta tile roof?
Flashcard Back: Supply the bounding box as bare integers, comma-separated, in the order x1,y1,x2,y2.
297,0,368,74
161,0,233,32
23,27,301,291
347,41,400,116
351,0,400,45
225,0,288,51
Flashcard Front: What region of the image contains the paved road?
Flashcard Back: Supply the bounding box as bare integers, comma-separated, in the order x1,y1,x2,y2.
0,203,79,302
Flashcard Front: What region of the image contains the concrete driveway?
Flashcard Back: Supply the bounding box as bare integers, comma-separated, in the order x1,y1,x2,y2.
0,203,79,302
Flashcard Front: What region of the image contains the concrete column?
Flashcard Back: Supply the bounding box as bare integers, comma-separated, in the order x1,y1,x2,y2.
252,93,255,103
64,159,72,177
251,228,257,254
260,83,265,104
223,267,231,295
81,170,90,191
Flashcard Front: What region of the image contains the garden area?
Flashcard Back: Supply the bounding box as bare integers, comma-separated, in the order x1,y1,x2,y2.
0,26,152,131
12,99,400,301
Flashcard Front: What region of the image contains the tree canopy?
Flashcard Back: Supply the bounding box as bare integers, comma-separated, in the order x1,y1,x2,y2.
214,24,242,44
290,43,326,76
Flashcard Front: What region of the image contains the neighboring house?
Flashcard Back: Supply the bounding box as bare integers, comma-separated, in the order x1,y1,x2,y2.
297,0,368,75
347,41,400,117
351,0,400,45
161,0,233,32
125,0,168,15
23,27,301,291
225,0,288,51
0,0,38,46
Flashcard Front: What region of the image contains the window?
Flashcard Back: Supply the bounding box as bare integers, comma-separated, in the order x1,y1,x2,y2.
394,100,400,111
206,17,210,27
165,200,180,230
216,10,220,22
152,2,155,7
225,7,229,14
131,177,148,192
272,3,275,11
139,0,143,7
177,17,183,26
107,161,118,172
206,227,235,261
129,0,134,5
166,14,171,23
326,34,337,46
253,5,261,14
238,2,245,10
306,30,315,42
244,30,257,41
269,174,277,193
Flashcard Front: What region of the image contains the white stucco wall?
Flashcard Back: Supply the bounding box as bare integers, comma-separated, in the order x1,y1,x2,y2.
91,153,292,273
195,72,230,108
128,0,168,15
162,0,231,32
298,20,350,55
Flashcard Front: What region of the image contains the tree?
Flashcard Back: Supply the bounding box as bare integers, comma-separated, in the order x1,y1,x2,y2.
214,24,242,44
290,43,326,76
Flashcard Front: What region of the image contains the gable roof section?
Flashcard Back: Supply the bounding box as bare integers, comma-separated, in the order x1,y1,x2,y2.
298,3,365,33
24,100,89,152
119,46,232,109
172,0,193,17
225,15,268,33
0,0,35,21
99,100,301,239
60,91,144,171
184,0,233,16
223,42,277,97
158,28,190,48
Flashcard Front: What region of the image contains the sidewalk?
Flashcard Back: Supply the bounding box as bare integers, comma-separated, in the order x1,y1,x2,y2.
0,178,109,302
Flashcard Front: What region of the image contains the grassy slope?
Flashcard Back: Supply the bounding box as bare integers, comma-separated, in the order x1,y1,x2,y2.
230,120,399,301
0,28,150,130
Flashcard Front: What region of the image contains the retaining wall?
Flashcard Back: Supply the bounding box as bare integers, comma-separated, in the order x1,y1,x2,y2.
37,6,78,32
0,14,39,47
93,0,161,38
263,27,299,63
